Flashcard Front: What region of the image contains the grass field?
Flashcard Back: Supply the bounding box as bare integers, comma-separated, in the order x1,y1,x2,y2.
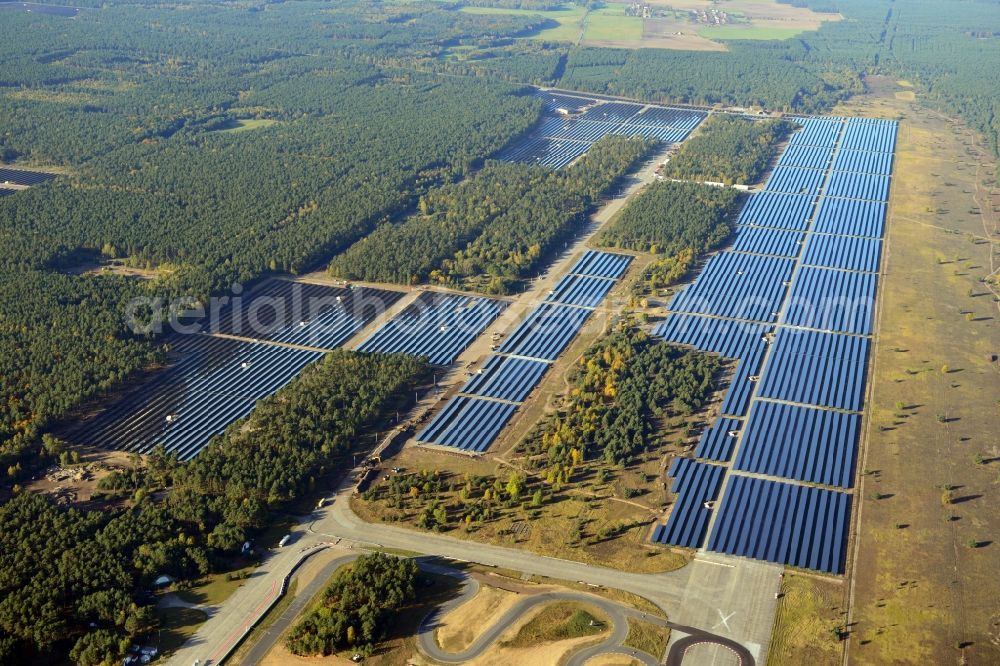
155,607,209,658
767,573,843,665
583,6,643,43
459,5,586,42
763,75,1000,665
214,118,278,133
697,25,804,40
623,617,669,658
176,569,252,607
501,601,607,648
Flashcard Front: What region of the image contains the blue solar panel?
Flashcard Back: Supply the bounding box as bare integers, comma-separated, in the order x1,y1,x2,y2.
801,233,882,272
653,313,768,359
812,197,885,238
758,328,870,411
708,475,851,573
695,418,742,462
783,266,877,335
545,273,615,308
839,118,897,153
65,336,323,461
497,302,593,361
569,250,633,279
787,117,844,148
652,458,725,549
459,355,550,403
832,149,894,176
358,293,506,365
668,251,795,322
736,192,815,231
720,345,765,417
734,401,860,488
731,226,804,258
763,166,826,196
825,171,890,202
415,396,518,452
778,145,833,170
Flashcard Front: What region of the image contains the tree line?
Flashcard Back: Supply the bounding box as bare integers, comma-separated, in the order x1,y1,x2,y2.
0,350,429,665
596,180,741,255
661,115,793,185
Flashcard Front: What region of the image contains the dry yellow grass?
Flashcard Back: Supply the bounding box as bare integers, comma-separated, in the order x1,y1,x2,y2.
436,585,521,653
822,76,1000,664
767,573,843,666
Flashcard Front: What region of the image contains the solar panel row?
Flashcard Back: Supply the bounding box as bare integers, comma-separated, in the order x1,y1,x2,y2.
811,197,886,238
569,249,633,279
544,273,616,308
735,192,814,231
825,171,891,202
764,165,827,196
358,293,507,365
0,167,56,186
801,233,882,273
668,251,795,322
831,148,894,176
777,145,833,170
63,336,323,461
416,396,518,453
787,117,843,148
707,475,851,574
652,459,726,548
458,355,551,403
694,418,742,462
731,226,805,258
783,266,877,335
734,401,860,488
757,328,870,411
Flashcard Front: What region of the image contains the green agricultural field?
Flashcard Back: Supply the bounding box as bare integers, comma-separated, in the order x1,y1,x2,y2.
583,6,643,43
697,25,805,41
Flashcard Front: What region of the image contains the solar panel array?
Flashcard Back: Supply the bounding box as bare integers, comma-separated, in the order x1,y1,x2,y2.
62,336,323,461
357,292,507,365
213,280,403,350
651,114,896,573
0,167,56,186
652,459,725,549
497,91,706,168
417,251,632,452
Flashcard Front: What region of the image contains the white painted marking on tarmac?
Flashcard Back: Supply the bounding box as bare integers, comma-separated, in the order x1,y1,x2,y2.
713,609,735,631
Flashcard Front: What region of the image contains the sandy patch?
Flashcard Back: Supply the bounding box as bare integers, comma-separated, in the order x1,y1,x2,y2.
894,90,916,102
436,585,522,653
584,655,642,666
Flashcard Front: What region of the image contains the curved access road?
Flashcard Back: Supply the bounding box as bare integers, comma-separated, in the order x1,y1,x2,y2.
413,560,663,666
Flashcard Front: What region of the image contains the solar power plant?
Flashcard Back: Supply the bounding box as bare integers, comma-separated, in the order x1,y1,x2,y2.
651,458,726,548
0,167,56,186
625,106,706,131
832,148,894,175
782,266,877,335
537,118,623,142
653,312,768,359
611,124,691,143
825,170,891,202
578,101,644,123
496,302,593,361
777,145,834,170
415,396,518,452
707,475,851,574
498,136,591,169
757,328,871,411
786,117,844,148
62,336,323,461
839,118,897,153
535,91,597,114
811,197,886,238
357,292,507,366
734,401,860,488
544,273,616,308
731,226,805,258
568,249,633,279
667,251,795,322
458,355,551,403
694,418,742,462
801,233,883,272
213,281,403,350
762,165,827,196
652,313,768,417
735,192,815,231
0,188,16,197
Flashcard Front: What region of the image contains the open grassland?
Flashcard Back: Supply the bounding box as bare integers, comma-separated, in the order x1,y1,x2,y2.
581,5,643,44
767,573,843,666
789,76,1000,665
501,601,607,647
623,617,669,658
459,4,586,42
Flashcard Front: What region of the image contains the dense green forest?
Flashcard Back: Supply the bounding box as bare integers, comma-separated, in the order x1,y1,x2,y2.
518,325,719,468
0,350,428,664
285,553,418,655
596,181,741,255
330,136,651,293
661,116,793,185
